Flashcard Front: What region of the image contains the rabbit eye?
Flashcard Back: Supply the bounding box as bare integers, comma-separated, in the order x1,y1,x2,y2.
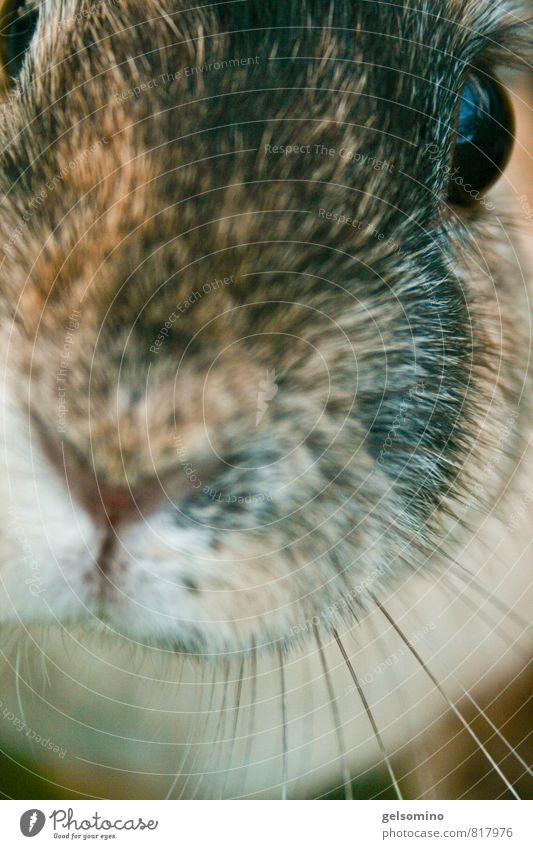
0,0,39,80
449,70,515,206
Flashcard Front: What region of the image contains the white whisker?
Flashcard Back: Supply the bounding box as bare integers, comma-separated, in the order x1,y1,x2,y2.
333,630,403,800
372,595,523,801
314,625,353,800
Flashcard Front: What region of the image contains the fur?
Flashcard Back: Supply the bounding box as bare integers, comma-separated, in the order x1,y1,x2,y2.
0,0,530,799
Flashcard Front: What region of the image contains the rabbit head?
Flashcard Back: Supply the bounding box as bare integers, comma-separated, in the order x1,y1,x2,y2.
0,0,529,653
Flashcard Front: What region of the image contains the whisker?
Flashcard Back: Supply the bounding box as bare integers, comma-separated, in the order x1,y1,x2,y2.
371,594,522,800
366,611,439,800
239,641,257,798
167,721,196,801
455,682,532,778
411,737,439,800
450,565,529,633
168,662,207,801
187,669,219,801
495,766,533,800
440,572,528,661
209,659,231,798
40,642,52,692
176,663,212,800
15,644,34,761
221,654,246,799
313,624,353,800
278,645,289,800
333,629,403,800
186,659,231,800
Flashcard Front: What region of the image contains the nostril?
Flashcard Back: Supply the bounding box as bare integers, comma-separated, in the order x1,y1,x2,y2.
88,485,142,526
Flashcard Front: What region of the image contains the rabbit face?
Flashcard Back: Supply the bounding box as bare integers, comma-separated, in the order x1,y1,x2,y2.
0,0,527,651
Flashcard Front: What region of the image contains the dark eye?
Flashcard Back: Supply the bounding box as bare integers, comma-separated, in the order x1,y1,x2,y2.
449,70,515,207
1,0,39,79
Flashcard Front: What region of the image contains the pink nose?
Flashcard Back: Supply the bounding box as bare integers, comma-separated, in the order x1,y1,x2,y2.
37,423,222,525
81,482,159,526
97,486,140,521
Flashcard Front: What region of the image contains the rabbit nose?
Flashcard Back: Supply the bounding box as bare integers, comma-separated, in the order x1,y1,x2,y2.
37,432,164,524
82,463,222,526
99,487,133,513
81,480,165,527
92,484,143,524
36,418,224,522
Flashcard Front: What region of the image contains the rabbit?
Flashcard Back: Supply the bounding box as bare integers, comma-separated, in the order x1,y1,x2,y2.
0,0,530,800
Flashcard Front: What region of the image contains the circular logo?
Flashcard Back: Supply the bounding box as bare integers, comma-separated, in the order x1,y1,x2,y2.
20,810,46,837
